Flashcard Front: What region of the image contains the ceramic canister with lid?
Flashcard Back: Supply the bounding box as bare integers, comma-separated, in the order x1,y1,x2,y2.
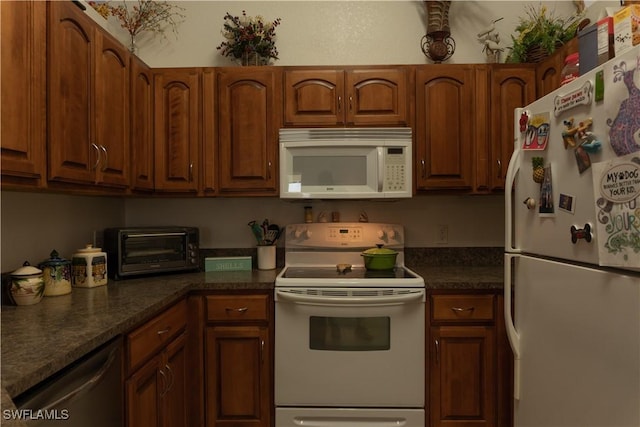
72,244,108,288
39,250,72,296
10,262,45,305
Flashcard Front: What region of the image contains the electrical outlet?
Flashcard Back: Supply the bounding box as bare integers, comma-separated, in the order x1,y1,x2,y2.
437,224,448,244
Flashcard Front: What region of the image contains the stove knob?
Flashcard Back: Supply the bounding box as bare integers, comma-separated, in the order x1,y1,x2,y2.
305,229,313,238
294,227,303,238
377,229,386,239
387,229,397,240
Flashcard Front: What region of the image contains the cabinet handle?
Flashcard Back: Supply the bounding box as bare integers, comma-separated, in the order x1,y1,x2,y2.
165,363,174,393
421,159,426,179
91,143,100,170
159,367,168,397
189,162,193,182
337,96,342,113
225,307,249,313
451,306,475,313
496,159,502,178
157,327,171,336
267,161,272,180
435,339,440,364
260,339,265,363
100,145,108,172
348,95,353,112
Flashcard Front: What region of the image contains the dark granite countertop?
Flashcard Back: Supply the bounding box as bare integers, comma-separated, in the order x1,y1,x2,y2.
1,264,502,418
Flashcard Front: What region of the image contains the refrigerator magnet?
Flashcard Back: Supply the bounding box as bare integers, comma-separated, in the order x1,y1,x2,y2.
523,112,550,150
575,145,592,174
558,193,576,214
539,166,555,215
553,81,593,117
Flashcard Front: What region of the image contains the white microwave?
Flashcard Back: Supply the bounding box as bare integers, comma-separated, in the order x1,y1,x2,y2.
279,128,412,199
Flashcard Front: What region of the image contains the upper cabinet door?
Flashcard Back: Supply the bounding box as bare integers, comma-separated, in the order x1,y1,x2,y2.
47,0,95,185
1,0,47,188
283,67,410,127
130,57,154,192
94,29,130,187
346,68,410,126
415,66,475,190
489,66,536,191
284,69,344,126
217,68,281,195
153,68,201,193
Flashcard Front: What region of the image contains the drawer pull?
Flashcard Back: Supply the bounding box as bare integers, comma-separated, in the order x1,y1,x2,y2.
225,307,249,313
157,327,171,335
451,306,475,313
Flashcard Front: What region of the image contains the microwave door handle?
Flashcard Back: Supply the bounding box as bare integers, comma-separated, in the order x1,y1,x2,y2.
377,147,384,192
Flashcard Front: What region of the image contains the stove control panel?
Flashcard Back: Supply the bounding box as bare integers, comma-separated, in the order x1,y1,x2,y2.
327,225,363,242
285,223,404,248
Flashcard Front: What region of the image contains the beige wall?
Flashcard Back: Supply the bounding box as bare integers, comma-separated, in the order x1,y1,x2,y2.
84,0,593,67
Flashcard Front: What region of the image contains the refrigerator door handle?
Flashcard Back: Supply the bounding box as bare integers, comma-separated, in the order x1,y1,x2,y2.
505,145,522,253
504,253,521,400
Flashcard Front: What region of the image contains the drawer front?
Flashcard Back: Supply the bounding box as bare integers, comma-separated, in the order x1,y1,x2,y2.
127,299,187,371
431,294,494,322
206,294,269,322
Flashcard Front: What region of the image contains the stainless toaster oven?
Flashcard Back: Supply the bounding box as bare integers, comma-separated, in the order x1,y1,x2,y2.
104,227,199,279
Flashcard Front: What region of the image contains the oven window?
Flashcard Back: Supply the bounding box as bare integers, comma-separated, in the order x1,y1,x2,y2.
123,234,186,264
309,316,390,351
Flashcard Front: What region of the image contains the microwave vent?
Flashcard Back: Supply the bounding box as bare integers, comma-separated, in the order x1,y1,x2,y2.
279,127,411,143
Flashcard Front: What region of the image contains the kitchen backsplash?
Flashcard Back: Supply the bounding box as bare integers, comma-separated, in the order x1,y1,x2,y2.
1,191,504,273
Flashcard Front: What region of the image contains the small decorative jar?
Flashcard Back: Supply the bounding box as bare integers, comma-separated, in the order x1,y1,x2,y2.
72,244,108,288
39,250,72,296
10,261,45,305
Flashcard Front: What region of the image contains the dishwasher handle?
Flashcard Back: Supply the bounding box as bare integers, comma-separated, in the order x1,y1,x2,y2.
38,342,120,412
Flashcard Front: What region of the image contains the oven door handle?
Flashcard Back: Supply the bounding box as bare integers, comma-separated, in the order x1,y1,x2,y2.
276,289,425,306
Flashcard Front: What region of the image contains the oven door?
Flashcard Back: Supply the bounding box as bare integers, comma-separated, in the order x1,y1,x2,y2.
274,287,425,407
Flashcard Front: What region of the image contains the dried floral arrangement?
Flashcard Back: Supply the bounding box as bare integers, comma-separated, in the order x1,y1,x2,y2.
88,0,186,52
216,11,282,64
507,3,582,63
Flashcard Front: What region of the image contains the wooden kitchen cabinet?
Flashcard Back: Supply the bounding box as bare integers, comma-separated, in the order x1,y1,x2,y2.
536,38,578,98
126,299,189,427
415,66,475,191
130,56,154,192
48,0,130,189
154,68,201,193
484,65,536,191
216,68,281,195
283,67,410,127
204,293,272,427
428,291,510,427
0,0,47,189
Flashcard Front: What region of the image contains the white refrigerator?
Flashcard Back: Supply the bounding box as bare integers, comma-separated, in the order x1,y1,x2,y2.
504,44,640,427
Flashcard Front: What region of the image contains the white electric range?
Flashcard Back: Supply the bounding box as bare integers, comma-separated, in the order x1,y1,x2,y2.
275,222,425,427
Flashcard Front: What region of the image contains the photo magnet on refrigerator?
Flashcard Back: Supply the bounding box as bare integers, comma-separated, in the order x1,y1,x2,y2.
523,112,550,150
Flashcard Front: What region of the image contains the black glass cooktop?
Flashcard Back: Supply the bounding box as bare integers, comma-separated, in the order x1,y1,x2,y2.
281,266,418,279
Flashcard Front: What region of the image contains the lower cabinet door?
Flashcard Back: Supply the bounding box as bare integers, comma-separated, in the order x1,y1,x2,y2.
205,326,271,427
430,326,496,427
126,354,162,427
163,332,188,427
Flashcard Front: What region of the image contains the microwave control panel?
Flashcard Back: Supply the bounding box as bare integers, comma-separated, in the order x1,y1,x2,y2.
383,147,407,192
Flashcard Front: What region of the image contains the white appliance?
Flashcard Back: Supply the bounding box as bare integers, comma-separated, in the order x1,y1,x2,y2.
275,222,425,427
279,128,412,199
505,45,640,427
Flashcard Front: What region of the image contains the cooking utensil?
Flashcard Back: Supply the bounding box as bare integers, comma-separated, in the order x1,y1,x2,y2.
361,244,398,270
248,220,264,244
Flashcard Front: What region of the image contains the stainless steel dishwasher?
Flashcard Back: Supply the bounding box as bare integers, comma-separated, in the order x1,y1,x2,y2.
13,337,123,426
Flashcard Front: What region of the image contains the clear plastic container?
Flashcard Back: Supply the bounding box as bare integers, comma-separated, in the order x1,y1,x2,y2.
560,52,580,86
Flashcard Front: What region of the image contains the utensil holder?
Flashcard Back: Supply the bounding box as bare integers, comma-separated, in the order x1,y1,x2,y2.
257,245,276,270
